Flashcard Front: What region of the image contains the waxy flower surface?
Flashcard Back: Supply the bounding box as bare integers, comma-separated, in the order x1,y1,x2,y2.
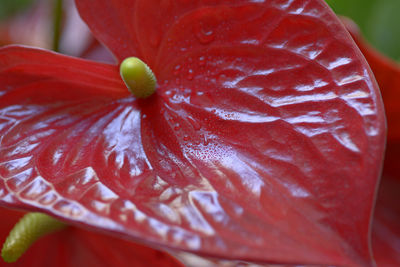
0,0,386,266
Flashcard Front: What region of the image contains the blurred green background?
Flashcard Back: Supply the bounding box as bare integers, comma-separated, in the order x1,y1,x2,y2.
0,0,399,60
0,0,34,20
326,0,400,61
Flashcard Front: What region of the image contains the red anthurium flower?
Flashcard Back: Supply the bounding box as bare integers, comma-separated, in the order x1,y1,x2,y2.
0,207,183,267
0,1,385,266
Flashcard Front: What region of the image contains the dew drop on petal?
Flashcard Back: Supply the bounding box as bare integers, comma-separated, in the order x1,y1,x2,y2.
195,21,215,44
165,90,175,98
174,124,181,131
187,69,194,80
173,65,181,76
198,56,206,66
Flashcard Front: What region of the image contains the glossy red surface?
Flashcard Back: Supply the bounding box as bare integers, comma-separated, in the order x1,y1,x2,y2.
0,207,183,267
0,1,386,266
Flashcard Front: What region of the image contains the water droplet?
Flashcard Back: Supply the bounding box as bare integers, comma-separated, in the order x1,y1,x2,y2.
187,69,194,80
198,56,206,66
165,90,175,98
173,65,181,76
195,22,215,44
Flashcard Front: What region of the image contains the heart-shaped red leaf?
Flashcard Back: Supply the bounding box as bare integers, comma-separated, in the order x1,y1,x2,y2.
0,0,386,266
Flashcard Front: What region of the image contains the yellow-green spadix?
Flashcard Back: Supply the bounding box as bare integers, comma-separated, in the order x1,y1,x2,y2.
120,57,157,98
1,212,66,263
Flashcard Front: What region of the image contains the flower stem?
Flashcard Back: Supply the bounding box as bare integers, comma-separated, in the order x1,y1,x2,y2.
52,0,63,52
1,212,66,263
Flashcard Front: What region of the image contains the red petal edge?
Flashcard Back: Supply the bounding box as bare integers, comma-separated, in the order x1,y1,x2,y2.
341,17,400,181
1,0,386,266
341,17,400,143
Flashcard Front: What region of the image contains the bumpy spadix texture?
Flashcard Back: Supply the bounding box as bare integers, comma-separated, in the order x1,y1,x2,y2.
120,57,157,98
0,0,385,266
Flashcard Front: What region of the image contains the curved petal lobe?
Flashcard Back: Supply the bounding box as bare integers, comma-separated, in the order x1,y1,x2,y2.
1,1,386,266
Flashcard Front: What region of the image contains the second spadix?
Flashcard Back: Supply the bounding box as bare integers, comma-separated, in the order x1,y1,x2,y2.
120,57,157,98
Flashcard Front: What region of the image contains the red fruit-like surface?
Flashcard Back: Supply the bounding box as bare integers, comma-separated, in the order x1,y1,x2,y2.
0,1,385,266
0,207,183,267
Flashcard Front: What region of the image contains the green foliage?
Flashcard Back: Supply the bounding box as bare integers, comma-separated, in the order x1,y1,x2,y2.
327,0,400,60
0,0,34,21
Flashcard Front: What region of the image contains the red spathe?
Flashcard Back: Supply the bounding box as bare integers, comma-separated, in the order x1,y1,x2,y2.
0,1,386,266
